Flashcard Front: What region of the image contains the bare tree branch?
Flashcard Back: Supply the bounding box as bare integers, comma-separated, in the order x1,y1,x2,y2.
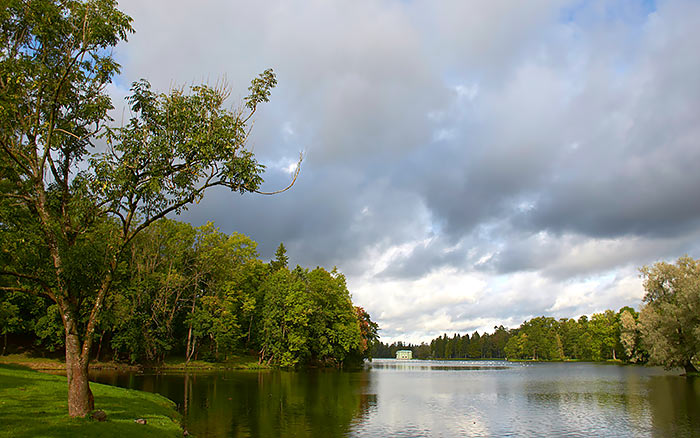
254,152,302,195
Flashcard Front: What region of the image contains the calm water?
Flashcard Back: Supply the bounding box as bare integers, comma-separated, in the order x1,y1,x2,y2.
88,360,700,437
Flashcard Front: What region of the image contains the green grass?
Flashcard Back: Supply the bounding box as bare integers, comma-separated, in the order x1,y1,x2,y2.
0,364,182,438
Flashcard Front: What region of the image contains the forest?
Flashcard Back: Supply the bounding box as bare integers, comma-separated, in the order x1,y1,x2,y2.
0,219,379,368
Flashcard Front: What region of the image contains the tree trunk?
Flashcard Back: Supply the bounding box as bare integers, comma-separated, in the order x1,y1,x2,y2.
2,332,6,356
684,360,698,374
185,295,196,364
246,314,254,346
95,331,104,362
65,331,94,417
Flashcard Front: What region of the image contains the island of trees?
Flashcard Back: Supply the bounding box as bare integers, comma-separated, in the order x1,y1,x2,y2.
373,256,699,374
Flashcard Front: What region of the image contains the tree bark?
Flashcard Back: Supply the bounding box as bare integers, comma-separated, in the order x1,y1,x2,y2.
65,329,94,417
95,331,104,362
185,295,197,364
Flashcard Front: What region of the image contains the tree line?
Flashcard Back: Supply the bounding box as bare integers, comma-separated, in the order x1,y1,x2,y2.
0,219,379,368
372,307,653,364
372,256,699,373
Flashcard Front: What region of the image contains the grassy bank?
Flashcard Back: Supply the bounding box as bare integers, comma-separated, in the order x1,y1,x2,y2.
0,353,267,371
0,364,182,438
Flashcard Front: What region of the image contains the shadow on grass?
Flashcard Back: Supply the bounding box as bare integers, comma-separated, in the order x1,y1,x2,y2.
0,363,36,372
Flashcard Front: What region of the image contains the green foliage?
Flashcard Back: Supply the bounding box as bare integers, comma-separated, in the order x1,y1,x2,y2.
504,332,527,359
34,304,64,351
22,217,374,368
269,243,289,271
260,269,311,367
93,77,270,223
258,266,367,368
639,256,700,373
588,310,619,361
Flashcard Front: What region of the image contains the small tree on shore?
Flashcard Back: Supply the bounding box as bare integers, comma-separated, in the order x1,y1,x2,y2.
0,0,297,417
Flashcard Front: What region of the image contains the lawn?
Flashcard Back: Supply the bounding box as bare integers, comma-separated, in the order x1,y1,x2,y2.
0,364,183,438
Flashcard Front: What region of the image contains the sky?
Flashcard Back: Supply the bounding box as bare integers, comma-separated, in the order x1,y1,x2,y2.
110,0,700,344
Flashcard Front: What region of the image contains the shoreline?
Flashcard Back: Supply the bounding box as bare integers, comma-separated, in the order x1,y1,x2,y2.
0,353,269,373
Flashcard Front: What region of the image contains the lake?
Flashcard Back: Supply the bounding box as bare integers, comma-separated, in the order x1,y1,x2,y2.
89,359,700,437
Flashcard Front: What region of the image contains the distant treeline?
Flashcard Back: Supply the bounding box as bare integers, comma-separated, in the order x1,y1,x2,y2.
371,257,700,374
372,307,647,363
372,326,510,359
0,219,378,368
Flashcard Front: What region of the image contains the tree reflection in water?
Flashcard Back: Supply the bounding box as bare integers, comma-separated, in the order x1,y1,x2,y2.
96,369,373,438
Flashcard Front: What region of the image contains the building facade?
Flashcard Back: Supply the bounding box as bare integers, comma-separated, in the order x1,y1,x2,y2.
396,350,413,360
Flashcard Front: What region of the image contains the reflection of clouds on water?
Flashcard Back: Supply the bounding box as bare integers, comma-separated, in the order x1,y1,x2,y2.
87,362,700,437
457,415,489,437
350,361,696,437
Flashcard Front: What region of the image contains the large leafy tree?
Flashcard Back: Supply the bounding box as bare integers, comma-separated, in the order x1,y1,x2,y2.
0,0,294,416
639,256,700,374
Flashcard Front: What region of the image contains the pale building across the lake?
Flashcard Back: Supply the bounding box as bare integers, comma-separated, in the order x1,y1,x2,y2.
396,350,413,360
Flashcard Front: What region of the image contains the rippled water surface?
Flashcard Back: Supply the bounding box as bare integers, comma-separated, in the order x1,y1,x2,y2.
89,360,700,437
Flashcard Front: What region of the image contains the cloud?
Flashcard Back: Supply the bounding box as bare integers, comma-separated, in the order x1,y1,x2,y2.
111,0,700,343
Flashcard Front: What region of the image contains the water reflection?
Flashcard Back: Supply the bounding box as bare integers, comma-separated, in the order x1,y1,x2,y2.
91,369,372,437
87,360,700,438
646,375,700,437
368,360,510,371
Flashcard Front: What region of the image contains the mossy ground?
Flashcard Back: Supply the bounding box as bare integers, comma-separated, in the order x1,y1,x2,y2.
0,364,182,438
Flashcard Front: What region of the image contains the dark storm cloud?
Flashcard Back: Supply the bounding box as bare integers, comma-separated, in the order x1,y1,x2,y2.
179,159,431,275
114,0,700,342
